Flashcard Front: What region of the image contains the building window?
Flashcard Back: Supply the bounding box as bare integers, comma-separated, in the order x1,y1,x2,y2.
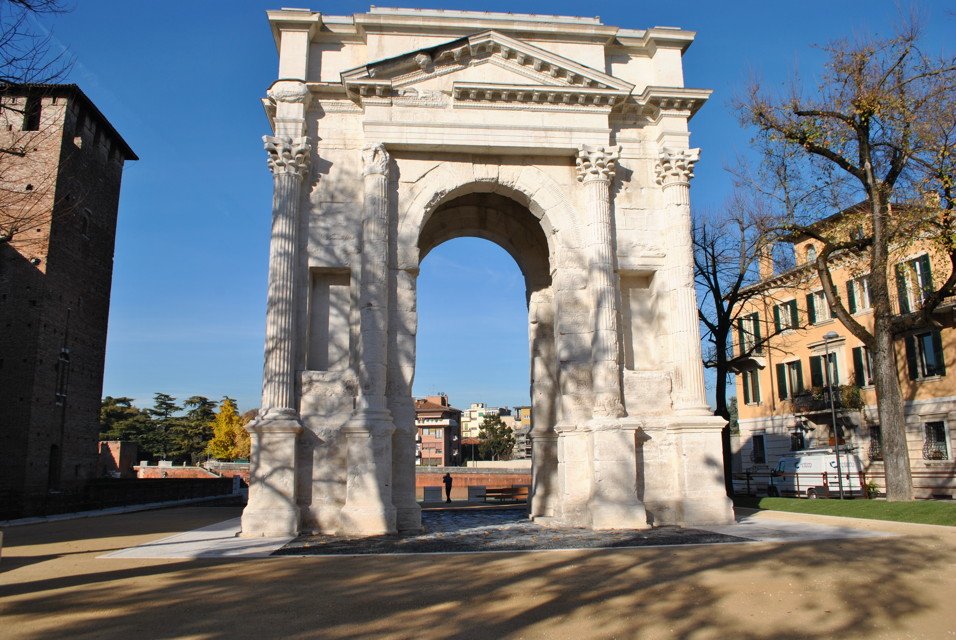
751,434,766,464
806,290,831,324
896,254,933,313
775,360,804,400
23,96,41,131
737,312,761,355
904,330,946,380
852,346,874,386
773,300,799,332
806,244,817,263
923,421,950,460
809,352,839,388
846,275,871,313
790,432,806,451
868,425,883,461
741,369,760,405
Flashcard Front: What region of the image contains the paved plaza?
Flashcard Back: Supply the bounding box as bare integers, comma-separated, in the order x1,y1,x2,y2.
2,503,955,639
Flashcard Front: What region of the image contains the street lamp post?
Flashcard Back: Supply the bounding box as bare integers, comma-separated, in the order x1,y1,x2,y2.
823,330,844,499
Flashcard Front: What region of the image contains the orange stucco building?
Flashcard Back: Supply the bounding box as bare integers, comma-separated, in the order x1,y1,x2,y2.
732,206,956,498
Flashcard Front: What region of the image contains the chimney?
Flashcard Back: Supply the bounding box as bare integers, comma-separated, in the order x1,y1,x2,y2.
757,242,775,281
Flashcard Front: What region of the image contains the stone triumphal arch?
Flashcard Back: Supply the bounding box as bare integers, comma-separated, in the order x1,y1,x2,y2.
241,7,734,537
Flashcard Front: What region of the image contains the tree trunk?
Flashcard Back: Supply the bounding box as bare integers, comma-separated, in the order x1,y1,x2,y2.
713,336,735,496
871,316,914,501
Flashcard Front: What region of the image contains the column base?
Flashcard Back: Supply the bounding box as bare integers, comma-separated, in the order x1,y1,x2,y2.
339,504,398,536
590,498,649,530
395,501,423,532
680,495,735,526
240,414,302,538
240,506,300,538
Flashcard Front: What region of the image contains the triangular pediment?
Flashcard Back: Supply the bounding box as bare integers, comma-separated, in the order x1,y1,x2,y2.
341,31,635,108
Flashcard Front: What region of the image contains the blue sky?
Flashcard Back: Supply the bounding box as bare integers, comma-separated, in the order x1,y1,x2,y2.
41,1,953,413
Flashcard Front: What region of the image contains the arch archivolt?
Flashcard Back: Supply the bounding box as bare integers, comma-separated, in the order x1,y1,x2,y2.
396,159,583,272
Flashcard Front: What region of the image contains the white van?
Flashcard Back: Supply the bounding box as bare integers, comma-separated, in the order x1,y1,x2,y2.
768,448,864,498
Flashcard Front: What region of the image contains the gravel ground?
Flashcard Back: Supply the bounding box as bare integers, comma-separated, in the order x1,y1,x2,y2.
275,507,746,555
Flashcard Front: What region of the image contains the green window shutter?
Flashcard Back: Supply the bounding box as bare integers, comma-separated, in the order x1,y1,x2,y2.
737,320,746,357
789,300,799,327
742,372,751,404
794,361,804,393
776,363,787,400
852,347,865,386
810,356,824,388
806,293,816,324
773,305,781,332
904,335,919,379
847,280,857,314
932,330,945,376
896,264,910,313
918,254,934,296
752,373,761,403
752,314,762,347
830,353,839,384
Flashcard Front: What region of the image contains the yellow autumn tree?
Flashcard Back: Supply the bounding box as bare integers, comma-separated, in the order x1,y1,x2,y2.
205,397,250,461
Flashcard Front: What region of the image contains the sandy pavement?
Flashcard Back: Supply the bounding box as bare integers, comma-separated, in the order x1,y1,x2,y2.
1,504,955,639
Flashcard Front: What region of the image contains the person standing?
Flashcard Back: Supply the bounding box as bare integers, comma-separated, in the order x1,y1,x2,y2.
442,473,453,503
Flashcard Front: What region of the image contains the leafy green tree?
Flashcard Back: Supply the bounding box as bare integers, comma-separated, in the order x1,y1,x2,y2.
477,414,515,461
206,397,250,461
99,396,156,459
171,396,216,464
145,392,180,460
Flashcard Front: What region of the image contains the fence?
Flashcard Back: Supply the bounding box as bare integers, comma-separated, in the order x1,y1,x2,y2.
734,469,956,499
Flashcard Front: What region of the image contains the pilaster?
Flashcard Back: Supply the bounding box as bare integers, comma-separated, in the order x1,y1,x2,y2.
341,143,398,535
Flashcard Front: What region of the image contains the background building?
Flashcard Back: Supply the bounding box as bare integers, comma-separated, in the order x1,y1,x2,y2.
414,394,462,467
732,205,956,498
459,402,500,439
513,405,533,460
0,84,136,518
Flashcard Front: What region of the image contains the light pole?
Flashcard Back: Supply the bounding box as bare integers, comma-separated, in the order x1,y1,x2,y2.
823,330,844,499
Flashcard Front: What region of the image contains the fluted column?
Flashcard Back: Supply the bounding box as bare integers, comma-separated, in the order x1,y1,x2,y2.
240,135,310,538
260,136,310,416
656,148,709,415
341,143,397,535
576,145,625,420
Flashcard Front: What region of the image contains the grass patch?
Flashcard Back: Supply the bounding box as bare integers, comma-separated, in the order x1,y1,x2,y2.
733,495,956,526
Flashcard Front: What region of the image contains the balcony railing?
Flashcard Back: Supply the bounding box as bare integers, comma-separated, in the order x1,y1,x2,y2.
791,385,864,414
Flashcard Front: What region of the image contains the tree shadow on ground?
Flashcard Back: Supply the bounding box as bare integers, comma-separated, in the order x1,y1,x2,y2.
0,515,950,639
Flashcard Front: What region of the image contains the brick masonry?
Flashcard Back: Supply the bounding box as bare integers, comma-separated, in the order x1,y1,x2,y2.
0,85,136,518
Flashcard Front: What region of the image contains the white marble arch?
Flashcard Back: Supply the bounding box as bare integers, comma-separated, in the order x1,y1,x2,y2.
240,7,735,538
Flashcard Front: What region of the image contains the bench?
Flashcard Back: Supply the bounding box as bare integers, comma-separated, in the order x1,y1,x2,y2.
483,486,529,503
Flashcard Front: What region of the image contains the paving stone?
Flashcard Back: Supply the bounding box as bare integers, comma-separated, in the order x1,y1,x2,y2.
275,508,747,556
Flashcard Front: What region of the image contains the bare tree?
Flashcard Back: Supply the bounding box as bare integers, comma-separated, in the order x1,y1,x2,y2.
0,0,74,248
694,189,797,493
0,0,71,86
739,19,956,500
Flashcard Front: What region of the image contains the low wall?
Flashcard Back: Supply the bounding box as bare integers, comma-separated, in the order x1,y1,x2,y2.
137,465,218,479
20,478,236,517
416,466,531,500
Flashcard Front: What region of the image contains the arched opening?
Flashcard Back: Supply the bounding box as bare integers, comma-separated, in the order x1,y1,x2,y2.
415,237,530,466
411,190,559,517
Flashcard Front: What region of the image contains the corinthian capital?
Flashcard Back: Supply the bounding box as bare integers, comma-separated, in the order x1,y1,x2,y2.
362,143,390,177
575,145,620,183
264,135,311,177
655,148,700,187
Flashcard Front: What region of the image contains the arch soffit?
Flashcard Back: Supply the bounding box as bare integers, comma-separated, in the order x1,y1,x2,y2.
397,160,582,270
